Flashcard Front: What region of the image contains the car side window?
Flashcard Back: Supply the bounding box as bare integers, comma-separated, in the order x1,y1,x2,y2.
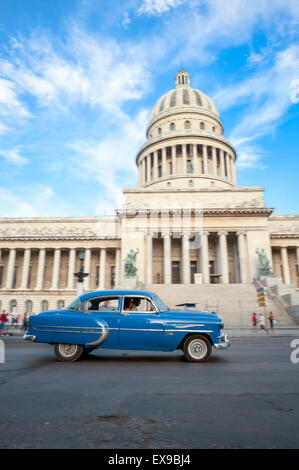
123,296,156,313
86,296,120,312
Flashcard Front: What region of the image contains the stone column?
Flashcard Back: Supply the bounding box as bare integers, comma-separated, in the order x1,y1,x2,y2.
182,233,190,284
203,145,208,174
182,144,187,174
99,248,106,289
153,150,158,179
192,144,198,173
138,159,142,188
5,248,16,289
218,232,229,284
142,158,146,185
84,248,91,291
212,147,217,176
231,156,237,184
171,146,176,175
162,147,167,177
163,232,172,284
146,155,151,183
296,247,299,273
146,234,153,284
281,247,291,284
20,248,31,289
35,248,46,290
115,248,121,286
220,149,225,177
225,153,231,180
237,232,247,283
66,248,76,290
51,249,61,290
200,232,210,284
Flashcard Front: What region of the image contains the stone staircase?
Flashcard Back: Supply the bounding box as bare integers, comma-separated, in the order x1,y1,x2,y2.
259,277,299,325
142,283,296,327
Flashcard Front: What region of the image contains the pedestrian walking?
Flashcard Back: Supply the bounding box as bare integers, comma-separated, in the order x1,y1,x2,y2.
252,312,257,329
269,311,274,330
23,313,28,331
0,310,8,335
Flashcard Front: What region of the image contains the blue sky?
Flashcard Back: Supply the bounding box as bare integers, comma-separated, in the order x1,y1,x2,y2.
0,0,298,217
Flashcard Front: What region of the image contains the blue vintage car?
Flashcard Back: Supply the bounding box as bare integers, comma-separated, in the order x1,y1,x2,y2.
23,290,230,362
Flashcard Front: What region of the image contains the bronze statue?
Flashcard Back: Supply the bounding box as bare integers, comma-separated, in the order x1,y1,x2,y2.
124,249,139,278
256,249,273,277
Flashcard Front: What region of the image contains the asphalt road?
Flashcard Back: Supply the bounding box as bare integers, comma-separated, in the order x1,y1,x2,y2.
0,336,298,449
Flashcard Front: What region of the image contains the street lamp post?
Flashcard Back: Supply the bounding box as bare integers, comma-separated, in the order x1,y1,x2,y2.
74,248,89,297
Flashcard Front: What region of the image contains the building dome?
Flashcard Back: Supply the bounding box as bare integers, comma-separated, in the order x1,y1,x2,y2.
136,70,237,190
149,70,219,124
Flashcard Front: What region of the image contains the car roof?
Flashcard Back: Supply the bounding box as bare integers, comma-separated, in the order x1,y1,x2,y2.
79,290,156,302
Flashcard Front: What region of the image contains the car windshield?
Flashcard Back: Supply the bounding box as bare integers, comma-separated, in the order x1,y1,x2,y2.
153,295,168,312
67,298,82,311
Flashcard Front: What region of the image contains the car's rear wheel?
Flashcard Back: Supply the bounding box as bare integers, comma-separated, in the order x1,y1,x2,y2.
183,335,211,362
54,343,84,362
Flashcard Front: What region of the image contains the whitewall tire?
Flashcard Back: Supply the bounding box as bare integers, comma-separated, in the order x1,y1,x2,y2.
183,335,211,362
54,343,84,362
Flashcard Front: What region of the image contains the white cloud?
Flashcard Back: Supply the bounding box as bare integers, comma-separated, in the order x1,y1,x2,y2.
160,0,299,64
213,44,299,169
69,109,149,215
138,0,187,15
0,78,30,118
0,184,69,217
0,122,9,135
0,28,151,115
0,146,28,165
122,12,131,27
235,145,267,170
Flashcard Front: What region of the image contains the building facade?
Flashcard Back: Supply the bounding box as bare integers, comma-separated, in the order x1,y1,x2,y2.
0,70,298,317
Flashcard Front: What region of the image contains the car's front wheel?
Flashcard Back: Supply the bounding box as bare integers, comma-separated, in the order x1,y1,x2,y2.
54,343,84,362
183,335,211,362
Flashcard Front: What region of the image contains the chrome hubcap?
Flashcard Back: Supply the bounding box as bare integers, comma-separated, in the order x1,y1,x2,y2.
189,339,207,359
58,343,78,357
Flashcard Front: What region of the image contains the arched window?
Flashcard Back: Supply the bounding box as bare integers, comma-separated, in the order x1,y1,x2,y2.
206,98,212,111
158,127,162,135
185,120,191,129
170,122,175,131
183,89,190,105
159,97,166,112
200,122,205,130
170,91,176,107
57,300,65,309
194,90,203,106
25,300,33,314
10,299,17,314
41,300,48,312
212,126,216,133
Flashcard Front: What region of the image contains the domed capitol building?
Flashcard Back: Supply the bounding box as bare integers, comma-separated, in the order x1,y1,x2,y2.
1,70,299,325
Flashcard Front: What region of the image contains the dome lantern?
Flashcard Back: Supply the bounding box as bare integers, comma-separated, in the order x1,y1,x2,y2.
175,69,190,87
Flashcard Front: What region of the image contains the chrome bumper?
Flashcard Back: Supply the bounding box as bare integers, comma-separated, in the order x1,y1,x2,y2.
23,333,36,342
214,333,230,350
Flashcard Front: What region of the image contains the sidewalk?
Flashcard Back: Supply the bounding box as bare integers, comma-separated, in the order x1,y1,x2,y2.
1,326,299,338
225,326,299,337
